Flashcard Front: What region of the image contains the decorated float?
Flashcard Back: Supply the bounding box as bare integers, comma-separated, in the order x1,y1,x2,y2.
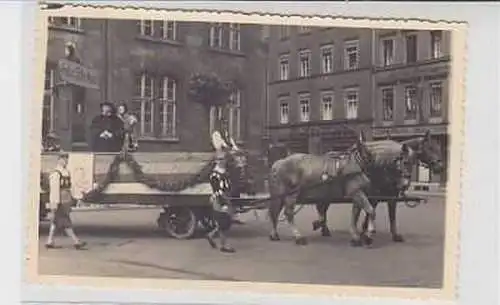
39,151,269,239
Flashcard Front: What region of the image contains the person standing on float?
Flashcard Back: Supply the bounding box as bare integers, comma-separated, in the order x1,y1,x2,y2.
117,103,138,151
45,152,86,250
90,102,124,152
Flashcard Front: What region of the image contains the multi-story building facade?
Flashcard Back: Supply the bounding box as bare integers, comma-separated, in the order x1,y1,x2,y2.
265,26,450,184
372,29,450,184
265,26,375,154
43,17,266,152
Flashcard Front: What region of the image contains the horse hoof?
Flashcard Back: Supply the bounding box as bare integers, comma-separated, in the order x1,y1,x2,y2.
312,221,321,231
269,234,280,241
350,239,362,247
392,234,405,242
295,237,308,246
321,228,331,237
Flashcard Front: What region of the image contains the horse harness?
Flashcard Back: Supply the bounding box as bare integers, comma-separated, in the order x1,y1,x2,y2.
321,143,374,182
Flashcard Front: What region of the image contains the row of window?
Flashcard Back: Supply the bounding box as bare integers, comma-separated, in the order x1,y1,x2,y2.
380,30,443,66
381,82,443,122
278,89,359,124
42,70,242,141
277,30,445,81
277,82,444,125
48,17,241,51
127,73,241,140
137,20,178,41
207,23,241,51
137,20,241,51
279,41,359,80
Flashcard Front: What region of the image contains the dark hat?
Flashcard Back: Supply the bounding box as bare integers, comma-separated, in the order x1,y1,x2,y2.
100,102,113,108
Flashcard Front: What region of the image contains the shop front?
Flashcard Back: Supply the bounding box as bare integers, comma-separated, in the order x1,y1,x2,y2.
268,120,372,159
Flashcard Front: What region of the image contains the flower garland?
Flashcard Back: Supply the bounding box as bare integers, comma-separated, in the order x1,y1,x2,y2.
80,152,215,201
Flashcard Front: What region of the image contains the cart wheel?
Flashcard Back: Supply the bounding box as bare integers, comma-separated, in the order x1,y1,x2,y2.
157,206,197,239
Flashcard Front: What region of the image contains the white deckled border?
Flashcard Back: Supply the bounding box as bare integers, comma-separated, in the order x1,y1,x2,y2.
25,3,468,303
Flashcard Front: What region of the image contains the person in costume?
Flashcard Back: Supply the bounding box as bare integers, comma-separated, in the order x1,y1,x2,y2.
205,118,243,253
117,103,138,151
89,102,124,152
206,151,236,253
45,152,86,250
211,119,245,225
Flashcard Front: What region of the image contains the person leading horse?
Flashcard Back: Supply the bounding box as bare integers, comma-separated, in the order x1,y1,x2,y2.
205,119,248,253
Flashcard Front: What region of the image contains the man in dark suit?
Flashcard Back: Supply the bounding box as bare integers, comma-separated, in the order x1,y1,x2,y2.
89,102,124,152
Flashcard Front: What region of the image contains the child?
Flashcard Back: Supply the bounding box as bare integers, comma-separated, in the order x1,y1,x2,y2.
45,152,86,250
117,103,138,151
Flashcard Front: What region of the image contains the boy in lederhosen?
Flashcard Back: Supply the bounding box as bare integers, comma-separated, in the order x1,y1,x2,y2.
45,152,87,250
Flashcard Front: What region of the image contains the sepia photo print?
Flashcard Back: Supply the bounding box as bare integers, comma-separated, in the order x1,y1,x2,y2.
25,5,467,301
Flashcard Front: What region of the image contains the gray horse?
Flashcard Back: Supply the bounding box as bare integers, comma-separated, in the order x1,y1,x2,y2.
267,135,414,247
313,130,443,243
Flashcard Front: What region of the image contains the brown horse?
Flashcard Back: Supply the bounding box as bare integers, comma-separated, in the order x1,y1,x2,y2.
267,135,414,247
313,130,443,243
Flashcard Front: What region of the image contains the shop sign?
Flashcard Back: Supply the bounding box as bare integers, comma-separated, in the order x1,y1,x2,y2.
58,59,99,89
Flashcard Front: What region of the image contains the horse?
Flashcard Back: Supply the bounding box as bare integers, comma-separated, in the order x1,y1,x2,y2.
267,134,414,247
312,130,443,243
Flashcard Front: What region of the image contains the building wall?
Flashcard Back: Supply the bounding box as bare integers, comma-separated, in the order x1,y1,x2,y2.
265,26,451,184
45,19,107,149
266,26,375,153
44,18,266,153
371,29,451,184
372,29,451,129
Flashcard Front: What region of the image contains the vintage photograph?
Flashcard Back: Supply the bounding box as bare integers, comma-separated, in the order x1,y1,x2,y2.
26,6,466,300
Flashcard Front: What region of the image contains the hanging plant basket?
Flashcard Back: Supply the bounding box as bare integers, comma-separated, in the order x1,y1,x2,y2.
188,72,233,108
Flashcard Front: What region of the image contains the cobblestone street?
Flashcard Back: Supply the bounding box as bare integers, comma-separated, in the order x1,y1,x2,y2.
38,195,445,288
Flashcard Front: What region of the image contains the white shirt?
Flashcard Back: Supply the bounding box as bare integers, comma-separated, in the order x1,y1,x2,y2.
48,165,70,210
211,130,229,151
211,130,239,151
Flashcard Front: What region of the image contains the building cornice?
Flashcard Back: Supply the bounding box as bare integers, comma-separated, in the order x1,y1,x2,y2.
373,56,451,73
268,118,373,130
269,67,372,85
